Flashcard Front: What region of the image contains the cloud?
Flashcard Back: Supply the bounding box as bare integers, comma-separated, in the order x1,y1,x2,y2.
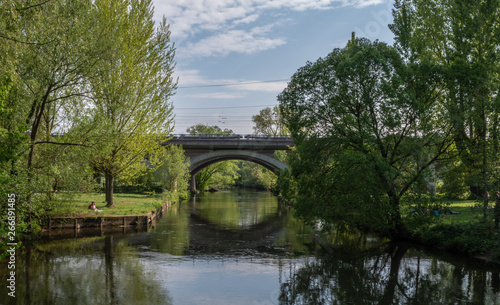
178,27,286,58
348,0,387,8
153,0,388,57
233,14,260,26
239,81,288,92
174,69,211,87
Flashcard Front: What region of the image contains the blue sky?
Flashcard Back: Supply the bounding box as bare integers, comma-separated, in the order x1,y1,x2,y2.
152,0,395,134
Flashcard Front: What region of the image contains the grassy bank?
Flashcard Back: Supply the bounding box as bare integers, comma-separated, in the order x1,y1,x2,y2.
47,192,168,217
406,199,500,263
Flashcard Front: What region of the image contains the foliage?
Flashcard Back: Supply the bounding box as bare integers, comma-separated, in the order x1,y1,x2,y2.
152,145,190,194
186,124,234,136
235,161,277,190
412,221,499,256
90,0,176,207
0,0,177,236
391,0,500,218
186,124,240,191
278,37,454,238
195,161,240,191
438,159,471,199
252,106,288,136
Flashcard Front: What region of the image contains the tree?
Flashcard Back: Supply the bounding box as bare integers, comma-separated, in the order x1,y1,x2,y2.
90,0,176,207
195,161,240,191
186,124,234,136
252,106,288,136
236,161,277,190
278,37,454,238
0,0,100,230
391,0,500,220
152,145,190,195
186,124,240,191
8,1,99,177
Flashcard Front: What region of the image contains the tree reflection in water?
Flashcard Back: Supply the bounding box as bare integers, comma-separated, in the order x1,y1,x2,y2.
279,236,500,305
2,236,172,305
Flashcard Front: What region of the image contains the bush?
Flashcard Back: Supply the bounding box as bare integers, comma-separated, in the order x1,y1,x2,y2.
411,221,500,256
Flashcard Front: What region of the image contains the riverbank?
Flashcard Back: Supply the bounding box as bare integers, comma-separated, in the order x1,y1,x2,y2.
6,190,497,305
405,200,500,264
39,192,175,230
46,192,169,216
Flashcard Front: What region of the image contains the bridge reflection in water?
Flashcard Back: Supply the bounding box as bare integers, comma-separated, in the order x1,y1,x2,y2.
2,190,499,305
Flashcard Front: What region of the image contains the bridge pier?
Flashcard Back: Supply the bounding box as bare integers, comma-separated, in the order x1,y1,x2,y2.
189,175,196,193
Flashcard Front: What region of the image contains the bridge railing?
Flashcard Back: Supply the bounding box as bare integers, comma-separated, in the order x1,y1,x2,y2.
170,134,292,140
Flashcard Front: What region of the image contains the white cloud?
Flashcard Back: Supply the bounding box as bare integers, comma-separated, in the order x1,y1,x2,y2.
179,27,286,58
238,81,288,92
233,14,260,25
347,0,387,8
174,69,211,87
154,0,388,57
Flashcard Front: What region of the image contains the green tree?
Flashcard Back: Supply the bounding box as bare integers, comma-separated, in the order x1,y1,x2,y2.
186,124,240,191
0,0,98,230
195,161,240,191
186,124,234,136
252,106,288,136
152,145,190,195
278,37,453,238
391,0,500,219
8,1,98,176
90,0,176,207
236,161,277,190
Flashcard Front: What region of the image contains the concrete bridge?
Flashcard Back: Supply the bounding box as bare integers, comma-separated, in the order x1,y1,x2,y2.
167,135,294,191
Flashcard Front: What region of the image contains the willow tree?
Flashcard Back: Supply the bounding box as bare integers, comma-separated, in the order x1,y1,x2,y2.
279,37,453,239
391,0,500,219
90,0,176,207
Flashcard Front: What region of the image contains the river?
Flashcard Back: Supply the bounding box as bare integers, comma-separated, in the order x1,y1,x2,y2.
1,189,500,304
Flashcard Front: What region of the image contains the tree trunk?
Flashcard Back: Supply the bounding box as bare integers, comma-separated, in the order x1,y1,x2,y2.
105,172,115,208
388,193,410,240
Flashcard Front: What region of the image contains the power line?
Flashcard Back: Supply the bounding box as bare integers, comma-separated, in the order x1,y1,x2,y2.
177,79,289,89
175,104,276,110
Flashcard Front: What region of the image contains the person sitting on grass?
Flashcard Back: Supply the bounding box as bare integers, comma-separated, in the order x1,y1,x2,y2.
88,201,102,212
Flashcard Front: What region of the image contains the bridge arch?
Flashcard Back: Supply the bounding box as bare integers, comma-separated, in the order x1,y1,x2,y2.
188,150,288,191
190,150,287,175
166,135,293,192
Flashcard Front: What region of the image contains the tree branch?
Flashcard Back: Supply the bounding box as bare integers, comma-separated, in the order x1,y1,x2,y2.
0,33,52,45
34,141,91,148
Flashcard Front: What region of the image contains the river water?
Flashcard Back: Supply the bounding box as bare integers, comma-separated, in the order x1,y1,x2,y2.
1,190,500,305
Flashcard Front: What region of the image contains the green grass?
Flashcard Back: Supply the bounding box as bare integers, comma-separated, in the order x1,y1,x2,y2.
407,199,500,261
432,199,495,224
47,192,167,217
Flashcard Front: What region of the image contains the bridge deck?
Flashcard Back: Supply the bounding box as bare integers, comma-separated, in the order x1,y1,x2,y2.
166,134,294,150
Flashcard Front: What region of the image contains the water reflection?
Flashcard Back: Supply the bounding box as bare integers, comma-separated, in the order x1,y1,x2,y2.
0,236,172,305
279,237,500,305
1,190,499,305
189,190,281,229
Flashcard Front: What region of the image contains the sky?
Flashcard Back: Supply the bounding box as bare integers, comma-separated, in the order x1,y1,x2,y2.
152,0,396,135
